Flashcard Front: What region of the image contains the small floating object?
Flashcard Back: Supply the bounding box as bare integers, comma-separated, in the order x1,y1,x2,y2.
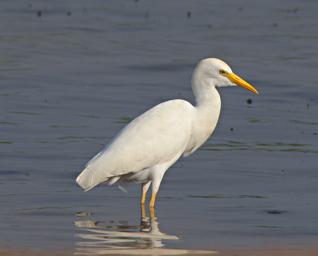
75,211,91,217
265,210,287,215
247,98,253,104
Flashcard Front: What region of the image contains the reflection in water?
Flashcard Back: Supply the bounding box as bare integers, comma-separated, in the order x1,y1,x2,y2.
74,206,178,255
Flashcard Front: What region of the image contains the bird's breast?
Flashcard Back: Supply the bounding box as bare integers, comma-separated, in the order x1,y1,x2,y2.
184,103,221,156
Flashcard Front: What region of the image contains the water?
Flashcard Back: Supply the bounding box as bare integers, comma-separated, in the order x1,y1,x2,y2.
1,0,318,253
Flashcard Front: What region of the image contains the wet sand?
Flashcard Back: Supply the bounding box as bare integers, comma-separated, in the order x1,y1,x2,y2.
0,248,216,256
2,247,318,256
222,248,318,256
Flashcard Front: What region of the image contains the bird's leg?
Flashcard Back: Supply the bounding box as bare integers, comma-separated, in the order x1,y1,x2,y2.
149,192,157,209
149,202,156,218
140,203,151,232
140,181,151,205
140,203,146,220
149,168,166,209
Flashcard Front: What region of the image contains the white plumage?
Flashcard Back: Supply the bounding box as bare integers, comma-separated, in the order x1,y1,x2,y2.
76,58,258,208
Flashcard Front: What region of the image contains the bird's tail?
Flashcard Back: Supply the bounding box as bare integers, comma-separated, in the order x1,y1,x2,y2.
76,167,104,192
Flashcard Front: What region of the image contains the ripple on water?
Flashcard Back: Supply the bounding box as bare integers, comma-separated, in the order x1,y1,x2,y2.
0,121,18,125
0,141,13,144
201,141,318,154
188,194,268,199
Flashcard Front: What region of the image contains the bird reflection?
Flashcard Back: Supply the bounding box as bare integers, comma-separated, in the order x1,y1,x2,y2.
74,206,178,255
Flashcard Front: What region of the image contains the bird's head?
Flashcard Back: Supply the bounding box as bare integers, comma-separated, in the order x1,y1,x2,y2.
193,58,259,95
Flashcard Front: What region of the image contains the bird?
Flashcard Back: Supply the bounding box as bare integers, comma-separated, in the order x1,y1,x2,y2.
76,58,259,209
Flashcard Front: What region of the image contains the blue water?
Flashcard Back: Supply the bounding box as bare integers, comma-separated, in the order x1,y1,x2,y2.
1,0,318,253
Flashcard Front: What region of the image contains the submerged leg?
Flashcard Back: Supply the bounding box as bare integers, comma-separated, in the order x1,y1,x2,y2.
149,205,156,219
140,181,151,205
140,203,146,220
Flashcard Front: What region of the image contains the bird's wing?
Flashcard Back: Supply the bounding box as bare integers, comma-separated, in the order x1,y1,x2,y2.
76,100,195,191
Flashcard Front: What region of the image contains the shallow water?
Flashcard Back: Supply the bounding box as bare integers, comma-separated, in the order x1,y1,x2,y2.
1,0,318,253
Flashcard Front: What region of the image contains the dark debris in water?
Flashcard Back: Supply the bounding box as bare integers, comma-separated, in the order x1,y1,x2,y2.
265,210,287,215
239,195,267,199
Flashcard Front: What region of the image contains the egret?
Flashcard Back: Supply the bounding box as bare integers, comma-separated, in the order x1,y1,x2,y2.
76,58,258,208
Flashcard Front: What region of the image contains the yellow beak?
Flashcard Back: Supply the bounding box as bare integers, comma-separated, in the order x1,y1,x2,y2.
226,73,259,95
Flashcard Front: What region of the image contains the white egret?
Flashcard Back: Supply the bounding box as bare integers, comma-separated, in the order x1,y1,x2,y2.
76,58,258,208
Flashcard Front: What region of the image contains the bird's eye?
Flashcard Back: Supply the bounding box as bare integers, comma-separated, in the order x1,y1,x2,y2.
219,69,227,75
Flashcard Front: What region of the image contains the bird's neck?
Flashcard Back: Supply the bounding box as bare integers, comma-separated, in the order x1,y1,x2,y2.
192,77,221,111
184,78,221,156
194,85,221,134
